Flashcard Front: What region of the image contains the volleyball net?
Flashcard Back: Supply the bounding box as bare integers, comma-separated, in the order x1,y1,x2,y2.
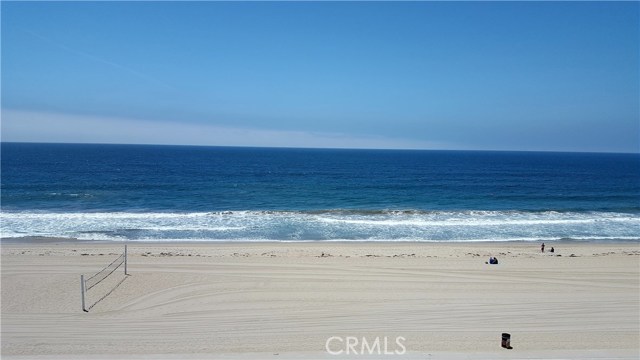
80,245,128,312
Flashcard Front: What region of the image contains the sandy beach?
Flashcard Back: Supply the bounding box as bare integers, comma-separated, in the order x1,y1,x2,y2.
1,240,639,359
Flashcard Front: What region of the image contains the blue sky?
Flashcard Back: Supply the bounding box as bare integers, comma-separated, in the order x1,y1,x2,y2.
2,1,638,152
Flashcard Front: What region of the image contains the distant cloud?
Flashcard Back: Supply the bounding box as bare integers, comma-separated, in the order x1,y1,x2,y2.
1,109,452,150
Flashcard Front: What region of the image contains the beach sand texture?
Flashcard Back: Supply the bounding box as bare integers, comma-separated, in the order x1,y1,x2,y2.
2,241,639,359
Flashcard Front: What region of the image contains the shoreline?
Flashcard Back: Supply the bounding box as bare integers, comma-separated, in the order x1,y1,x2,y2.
3,235,639,245
3,238,639,260
2,240,639,359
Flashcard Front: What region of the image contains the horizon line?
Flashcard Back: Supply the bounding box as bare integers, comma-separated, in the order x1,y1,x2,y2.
2,140,638,155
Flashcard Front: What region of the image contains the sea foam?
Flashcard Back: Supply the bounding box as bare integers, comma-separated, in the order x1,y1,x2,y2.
1,210,638,242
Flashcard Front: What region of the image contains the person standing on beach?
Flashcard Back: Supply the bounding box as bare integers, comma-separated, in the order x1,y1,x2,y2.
541,243,545,253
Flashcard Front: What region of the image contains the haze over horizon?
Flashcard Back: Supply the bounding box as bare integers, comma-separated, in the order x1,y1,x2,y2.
2,2,639,153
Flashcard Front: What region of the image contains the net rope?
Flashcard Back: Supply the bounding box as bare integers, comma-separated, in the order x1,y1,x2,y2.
86,276,128,311
84,253,125,291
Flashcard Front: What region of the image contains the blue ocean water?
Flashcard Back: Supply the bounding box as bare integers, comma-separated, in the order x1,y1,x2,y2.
1,143,639,242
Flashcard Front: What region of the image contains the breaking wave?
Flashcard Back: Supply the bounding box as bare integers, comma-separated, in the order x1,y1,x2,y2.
1,209,638,242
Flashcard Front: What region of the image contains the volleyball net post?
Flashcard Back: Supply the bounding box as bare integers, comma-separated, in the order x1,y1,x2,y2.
80,274,87,312
80,245,128,312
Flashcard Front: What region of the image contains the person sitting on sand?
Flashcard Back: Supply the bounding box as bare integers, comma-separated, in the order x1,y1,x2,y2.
550,247,554,253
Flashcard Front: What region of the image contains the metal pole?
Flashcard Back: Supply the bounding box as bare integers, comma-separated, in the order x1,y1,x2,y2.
81,274,87,312
124,244,128,275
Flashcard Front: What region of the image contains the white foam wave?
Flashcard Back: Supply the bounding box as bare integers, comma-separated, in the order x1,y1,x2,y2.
1,210,638,242
316,217,618,227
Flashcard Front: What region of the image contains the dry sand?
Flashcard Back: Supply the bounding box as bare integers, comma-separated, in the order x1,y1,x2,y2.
2,240,639,359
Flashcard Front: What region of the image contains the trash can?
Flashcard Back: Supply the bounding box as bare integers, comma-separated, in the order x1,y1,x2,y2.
501,333,512,349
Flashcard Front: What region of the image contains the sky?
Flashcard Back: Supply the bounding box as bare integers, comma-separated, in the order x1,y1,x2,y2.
1,1,638,153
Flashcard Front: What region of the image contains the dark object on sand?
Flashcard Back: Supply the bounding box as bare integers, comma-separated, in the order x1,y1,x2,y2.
501,333,512,349
550,247,554,253
488,257,498,264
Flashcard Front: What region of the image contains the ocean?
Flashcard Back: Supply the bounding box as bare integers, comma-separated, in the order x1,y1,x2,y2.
1,143,638,242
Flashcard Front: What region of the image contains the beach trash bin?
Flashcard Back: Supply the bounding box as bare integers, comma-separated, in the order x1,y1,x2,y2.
501,333,512,349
